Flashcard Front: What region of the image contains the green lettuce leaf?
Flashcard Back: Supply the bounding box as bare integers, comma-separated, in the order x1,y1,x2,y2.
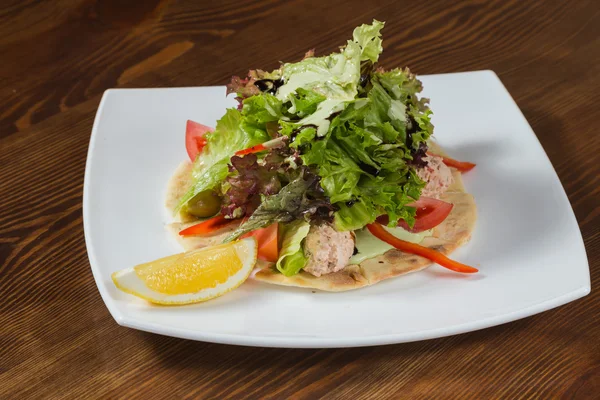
334,200,377,231
373,68,433,152
276,220,311,276
288,88,326,116
241,93,283,130
352,20,385,63
278,251,307,277
376,68,423,102
317,138,362,203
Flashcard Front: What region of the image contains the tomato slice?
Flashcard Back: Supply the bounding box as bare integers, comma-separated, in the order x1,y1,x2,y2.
179,215,235,236
376,197,453,233
185,120,213,161
241,223,279,262
366,223,478,273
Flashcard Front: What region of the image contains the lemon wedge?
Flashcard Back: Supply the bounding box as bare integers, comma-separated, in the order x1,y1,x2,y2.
112,237,257,305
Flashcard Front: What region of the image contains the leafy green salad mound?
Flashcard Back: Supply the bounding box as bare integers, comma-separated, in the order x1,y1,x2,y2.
176,20,435,276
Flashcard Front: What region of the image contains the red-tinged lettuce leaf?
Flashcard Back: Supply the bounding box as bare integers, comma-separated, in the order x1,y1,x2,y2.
221,154,281,219
224,167,336,242
226,76,260,109
302,48,315,59
226,69,283,108
226,75,260,97
221,143,301,219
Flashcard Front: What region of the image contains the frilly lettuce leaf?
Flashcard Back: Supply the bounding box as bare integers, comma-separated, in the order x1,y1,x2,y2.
241,93,284,130
353,20,385,63
317,138,362,204
275,20,385,104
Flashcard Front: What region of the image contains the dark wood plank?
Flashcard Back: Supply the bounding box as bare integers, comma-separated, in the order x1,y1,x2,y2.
0,0,280,137
1,0,599,398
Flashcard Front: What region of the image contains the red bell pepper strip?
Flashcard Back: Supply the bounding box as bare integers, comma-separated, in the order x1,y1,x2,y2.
428,152,476,172
235,137,287,156
236,143,268,156
366,223,478,274
179,215,236,236
441,156,476,172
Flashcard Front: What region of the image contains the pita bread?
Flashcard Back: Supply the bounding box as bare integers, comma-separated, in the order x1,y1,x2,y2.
165,144,477,292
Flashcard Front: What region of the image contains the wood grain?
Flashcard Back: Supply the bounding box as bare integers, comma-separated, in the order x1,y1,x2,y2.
1,0,599,398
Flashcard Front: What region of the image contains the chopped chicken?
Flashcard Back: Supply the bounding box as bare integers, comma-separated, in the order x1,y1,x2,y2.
303,223,355,277
416,154,454,198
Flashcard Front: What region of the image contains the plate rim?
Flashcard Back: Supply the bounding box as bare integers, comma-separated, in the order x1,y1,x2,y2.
115,286,589,348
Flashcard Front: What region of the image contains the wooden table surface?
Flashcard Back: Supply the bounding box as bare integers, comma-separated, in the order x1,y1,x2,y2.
1,1,599,398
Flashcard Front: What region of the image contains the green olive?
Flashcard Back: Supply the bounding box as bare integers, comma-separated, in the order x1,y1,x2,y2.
186,190,222,218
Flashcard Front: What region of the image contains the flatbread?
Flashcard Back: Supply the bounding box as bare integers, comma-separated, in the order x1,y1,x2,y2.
165,144,477,292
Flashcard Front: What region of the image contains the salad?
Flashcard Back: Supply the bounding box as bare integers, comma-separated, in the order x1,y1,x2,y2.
113,20,478,304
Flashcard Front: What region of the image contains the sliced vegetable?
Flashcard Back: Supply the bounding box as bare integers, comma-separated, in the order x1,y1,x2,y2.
185,120,213,161
377,197,453,233
235,136,287,156
241,223,279,262
429,152,476,172
179,215,236,237
366,222,478,273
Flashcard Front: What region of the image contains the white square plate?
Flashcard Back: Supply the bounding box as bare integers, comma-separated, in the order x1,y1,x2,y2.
84,71,590,348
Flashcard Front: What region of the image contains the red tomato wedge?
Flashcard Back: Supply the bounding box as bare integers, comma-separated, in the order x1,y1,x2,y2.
428,152,476,172
366,223,478,274
241,223,279,262
185,120,213,161
376,197,453,233
179,215,235,236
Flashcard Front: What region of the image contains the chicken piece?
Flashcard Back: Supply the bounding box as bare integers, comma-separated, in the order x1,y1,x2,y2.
303,223,355,277
416,154,454,198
